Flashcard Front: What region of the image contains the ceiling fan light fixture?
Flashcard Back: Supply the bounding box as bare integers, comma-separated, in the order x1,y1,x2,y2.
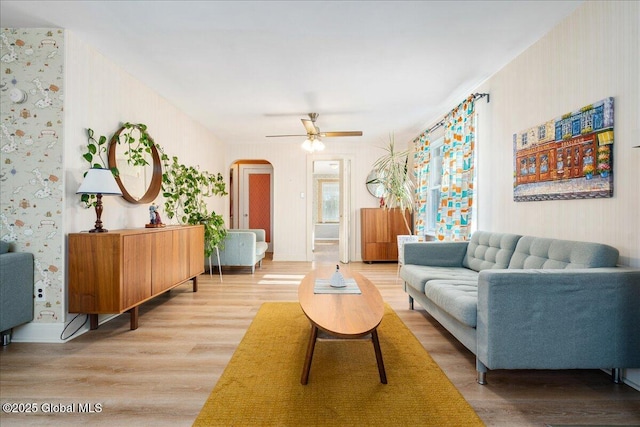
312,138,325,151
301,138,314,152
301,136,325,153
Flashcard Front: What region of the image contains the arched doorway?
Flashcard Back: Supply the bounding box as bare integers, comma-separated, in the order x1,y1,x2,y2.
229,160,274,252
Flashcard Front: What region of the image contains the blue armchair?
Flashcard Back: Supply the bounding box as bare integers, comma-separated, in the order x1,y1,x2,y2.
211,229,268,274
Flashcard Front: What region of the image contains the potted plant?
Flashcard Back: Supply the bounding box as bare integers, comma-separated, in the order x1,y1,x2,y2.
370,134,414,234
583,163,595,179
80,124,227,258
161,154,228,258
597,145,611,177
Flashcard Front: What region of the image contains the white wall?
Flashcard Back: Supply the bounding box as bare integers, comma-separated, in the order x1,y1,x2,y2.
14,30,227,342
472,1,639,388
474,1,639,267
64,31,226,236
226,138,386,262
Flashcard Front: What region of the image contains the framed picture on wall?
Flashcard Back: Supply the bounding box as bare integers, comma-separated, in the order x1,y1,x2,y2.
513,97,614,202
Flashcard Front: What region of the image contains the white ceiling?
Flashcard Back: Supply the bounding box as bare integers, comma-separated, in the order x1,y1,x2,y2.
1,1,583,148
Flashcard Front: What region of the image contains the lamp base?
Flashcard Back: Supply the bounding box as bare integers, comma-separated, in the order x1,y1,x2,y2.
89,228,108,233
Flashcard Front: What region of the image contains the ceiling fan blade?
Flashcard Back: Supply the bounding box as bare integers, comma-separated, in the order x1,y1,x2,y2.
301,119,319,135
265,134,308,138
320,131,363,137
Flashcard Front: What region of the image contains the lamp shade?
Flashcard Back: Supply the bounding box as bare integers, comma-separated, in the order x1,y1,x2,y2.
76,168,122,195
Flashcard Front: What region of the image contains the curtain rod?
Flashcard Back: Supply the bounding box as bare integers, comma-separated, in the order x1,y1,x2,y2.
426,92,490,134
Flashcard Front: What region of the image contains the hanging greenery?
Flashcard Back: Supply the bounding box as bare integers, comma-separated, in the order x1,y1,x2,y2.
80,123,228,257
80,128,119,208
160,154,228,257
112,122,156,167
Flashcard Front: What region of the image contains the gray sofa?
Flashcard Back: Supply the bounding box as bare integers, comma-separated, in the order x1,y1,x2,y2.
211,229,268,274
400,231,640,384
1,241,34,345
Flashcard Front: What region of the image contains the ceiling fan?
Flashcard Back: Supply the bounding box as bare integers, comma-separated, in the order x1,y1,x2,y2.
266,113,363,139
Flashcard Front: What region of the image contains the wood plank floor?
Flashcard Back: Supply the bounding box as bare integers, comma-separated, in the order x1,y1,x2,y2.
1,256,639,426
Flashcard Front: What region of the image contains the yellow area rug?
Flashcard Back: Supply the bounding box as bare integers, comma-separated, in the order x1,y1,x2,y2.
194,302,484,426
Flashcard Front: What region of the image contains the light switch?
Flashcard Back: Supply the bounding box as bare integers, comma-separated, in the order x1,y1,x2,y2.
300,192,305,199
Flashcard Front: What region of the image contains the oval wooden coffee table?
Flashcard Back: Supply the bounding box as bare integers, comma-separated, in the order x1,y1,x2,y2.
298,268,387,384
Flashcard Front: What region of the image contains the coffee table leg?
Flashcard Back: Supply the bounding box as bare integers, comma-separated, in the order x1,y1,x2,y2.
371,328,387,384
301,324,318,385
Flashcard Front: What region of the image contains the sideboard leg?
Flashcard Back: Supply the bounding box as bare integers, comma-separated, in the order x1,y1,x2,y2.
89,314,99,330
129,306,139,330
192,276,198,293
409,295,414,310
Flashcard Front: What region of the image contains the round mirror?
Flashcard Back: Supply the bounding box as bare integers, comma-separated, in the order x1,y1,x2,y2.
108,124,162,204
366,169,384,198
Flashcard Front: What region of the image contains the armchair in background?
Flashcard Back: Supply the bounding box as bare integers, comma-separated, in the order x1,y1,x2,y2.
211,229,268,274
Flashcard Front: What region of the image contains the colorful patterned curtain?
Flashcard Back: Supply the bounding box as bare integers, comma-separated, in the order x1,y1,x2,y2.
412,131,431,236
435,96,476,241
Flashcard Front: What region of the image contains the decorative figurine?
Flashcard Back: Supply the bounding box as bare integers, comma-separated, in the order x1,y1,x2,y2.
146,204,165,228
330,264,346,288
149,205,156,224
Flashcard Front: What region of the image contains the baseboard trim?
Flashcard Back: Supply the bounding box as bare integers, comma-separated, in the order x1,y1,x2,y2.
10,322,67,343
9,314,121,343
603,368,640,392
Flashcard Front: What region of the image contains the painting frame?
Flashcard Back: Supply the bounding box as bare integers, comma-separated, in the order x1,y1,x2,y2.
513,97,614,202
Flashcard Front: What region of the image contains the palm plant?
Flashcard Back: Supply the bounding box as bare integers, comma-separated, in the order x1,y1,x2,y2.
371,134,414,234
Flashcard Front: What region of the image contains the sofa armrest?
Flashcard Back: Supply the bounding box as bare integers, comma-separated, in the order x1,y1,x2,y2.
215,232,258,266
0,252,34,332
476,268,640,370
403,241,469,267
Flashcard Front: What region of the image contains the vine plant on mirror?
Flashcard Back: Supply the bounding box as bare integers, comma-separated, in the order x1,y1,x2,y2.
113,122,154,167
80,123,228,258
108,122,162,204
80,128,119,208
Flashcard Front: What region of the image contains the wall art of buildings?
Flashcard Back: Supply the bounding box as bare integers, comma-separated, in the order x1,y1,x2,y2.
513,97,614,202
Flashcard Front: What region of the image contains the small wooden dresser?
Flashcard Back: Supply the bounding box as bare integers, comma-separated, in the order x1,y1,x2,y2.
360,208,412,263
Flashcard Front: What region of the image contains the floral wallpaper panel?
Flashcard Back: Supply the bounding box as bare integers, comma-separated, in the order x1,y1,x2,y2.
1,28,64,324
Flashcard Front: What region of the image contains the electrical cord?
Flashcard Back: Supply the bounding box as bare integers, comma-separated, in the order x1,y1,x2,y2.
60,313,89,341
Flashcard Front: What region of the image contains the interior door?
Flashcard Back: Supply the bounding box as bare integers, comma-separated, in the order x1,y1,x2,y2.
339,159,350,263
240,164,273,251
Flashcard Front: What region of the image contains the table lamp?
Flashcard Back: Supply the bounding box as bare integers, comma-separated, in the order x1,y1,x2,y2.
76,168,123,232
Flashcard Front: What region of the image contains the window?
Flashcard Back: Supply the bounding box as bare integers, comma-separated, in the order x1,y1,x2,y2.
425,136,444,235
318,179,339,223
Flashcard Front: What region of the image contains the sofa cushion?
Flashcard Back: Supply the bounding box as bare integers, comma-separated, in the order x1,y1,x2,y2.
508,236,619,269
462,231,522,272
0,241,9,254
424,280,478,328
401,265,478,294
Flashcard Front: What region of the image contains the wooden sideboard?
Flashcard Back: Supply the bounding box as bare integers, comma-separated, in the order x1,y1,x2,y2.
68,225,204,330
360,208,412,263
